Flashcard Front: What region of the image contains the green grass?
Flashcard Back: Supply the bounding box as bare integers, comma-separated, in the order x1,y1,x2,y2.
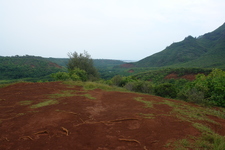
172,125,225,150
193,123,213,134
159,99,225,149
48,90,75,99
63,81,128,92
157,100,224,124
30,99,58,108
79,94,96,100
29,89,96,108
134,97,153,108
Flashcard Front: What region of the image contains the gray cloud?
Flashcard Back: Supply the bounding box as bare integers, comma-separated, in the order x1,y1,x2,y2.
0,0,225,60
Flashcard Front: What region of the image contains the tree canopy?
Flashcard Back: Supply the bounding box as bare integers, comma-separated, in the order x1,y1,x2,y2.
67,51,99,80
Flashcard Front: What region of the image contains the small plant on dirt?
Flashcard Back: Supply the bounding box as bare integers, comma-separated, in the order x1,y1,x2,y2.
63,81,128,92
48,90,75,99
134,97,153,108
79,94,96,100
30,99,58,108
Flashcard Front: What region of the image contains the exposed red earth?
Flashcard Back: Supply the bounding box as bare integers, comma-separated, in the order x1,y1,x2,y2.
164,73,196,81
0,82,225,150
120,63,135,68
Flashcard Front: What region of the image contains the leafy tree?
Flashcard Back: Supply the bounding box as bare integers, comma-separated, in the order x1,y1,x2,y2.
179,69,225,107
67,51,99,80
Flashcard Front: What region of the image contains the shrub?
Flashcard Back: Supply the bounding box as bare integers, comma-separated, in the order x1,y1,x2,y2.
69,68,87,81
124,81,154,94
51,72,70,81
154,83,177,98
178,69,225,107
111,75,125,87
51,68,88,81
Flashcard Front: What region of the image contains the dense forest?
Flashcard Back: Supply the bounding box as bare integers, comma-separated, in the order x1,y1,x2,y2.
0,55,66,82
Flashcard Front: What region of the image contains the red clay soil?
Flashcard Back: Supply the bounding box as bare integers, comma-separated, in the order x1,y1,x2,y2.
164,73,196,81
0,82,224,150
120,63,135,68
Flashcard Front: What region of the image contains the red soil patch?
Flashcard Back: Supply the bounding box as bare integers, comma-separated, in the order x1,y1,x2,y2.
120,63,135,68
0,82,224,150
48,62,62,69
128,69,134,73
165,73,196,81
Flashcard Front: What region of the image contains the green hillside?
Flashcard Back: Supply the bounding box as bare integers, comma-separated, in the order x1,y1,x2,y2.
0,56,126,81
47,58,125,68
0,55,66,81
135,22,225,68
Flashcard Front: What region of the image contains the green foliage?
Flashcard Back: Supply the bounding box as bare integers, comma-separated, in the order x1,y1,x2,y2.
67,51,99,80
69,68,87,81
134,97,153,108
125,81,154,94
63,81,127,92
30,99,58,108
180,69,225,107
133,67,211,83
154,83,177,98
0,55,65,81
111,75,127,87
51,68,88,81
51,72,70,81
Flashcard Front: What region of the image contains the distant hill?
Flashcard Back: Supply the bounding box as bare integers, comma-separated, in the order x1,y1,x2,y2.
46,57,125,68
135,22,225,68
0,56,126,81
0,55,65,80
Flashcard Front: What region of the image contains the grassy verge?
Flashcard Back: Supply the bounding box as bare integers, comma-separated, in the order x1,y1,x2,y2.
30,99,58,108
134,97,153,108
63,81,128,92
158,99,225,149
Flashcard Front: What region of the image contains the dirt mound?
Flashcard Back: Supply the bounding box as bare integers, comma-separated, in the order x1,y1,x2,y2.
0,82,224,150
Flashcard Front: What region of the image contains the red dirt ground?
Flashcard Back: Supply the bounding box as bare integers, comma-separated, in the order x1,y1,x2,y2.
0,82,224,150
164,73,196,81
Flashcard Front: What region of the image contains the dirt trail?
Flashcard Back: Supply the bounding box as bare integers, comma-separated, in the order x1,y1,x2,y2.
0,82,224,150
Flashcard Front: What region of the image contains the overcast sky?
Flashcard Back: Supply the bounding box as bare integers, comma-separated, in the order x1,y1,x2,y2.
0,0,225,60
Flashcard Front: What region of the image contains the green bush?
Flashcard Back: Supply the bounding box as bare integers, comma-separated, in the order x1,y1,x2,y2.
51,72,70,81
69,68,87,81
124,81,154,94
51,68,88,81
111,75,124,86
179,69,225,107
111,75,133,87
154,83,177,98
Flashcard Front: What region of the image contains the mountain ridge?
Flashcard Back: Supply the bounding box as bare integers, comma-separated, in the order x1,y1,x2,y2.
135,22,225,68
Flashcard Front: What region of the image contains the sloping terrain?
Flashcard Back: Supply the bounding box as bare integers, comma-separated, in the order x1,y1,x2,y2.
135,22,225,68
0,82,225,150
47,57,125,68
0,56,65,80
